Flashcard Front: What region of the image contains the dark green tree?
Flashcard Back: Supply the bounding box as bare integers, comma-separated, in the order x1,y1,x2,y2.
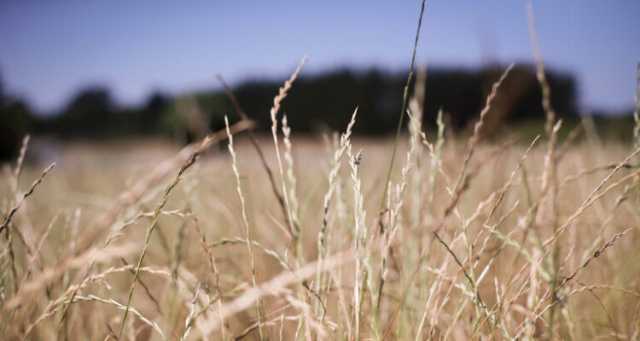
52,87,115,137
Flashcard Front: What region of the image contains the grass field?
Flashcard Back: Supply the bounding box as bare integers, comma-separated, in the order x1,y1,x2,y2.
2,2,640,340
2,101,640,340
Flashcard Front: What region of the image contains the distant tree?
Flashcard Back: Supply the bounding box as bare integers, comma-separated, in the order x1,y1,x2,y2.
0,97,34,161
138,92,170,134
1,70,31,160
0,74,4,104
53,87,115,137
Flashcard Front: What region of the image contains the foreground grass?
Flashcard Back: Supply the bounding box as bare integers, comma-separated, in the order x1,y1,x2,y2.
1,119,639,340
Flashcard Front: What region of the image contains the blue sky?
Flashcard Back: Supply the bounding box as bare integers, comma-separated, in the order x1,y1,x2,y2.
1,0,638,113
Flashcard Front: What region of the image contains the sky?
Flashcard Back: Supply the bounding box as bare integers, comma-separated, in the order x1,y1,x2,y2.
1,0,639,114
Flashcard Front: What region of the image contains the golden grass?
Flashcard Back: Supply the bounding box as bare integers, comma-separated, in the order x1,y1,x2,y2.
1,122,639,340
2,2,640,340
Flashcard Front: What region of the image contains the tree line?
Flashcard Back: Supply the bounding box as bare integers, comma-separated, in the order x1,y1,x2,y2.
2,63,632,161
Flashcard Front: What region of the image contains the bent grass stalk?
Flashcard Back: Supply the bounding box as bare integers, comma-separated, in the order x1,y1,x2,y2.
117,121,251,338
118,147,201,339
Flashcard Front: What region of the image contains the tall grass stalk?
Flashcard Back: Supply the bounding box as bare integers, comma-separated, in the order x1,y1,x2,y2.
348,145,366,340
269,58,307,244
225,116,264,340
316,108,358,319
380,0,426,221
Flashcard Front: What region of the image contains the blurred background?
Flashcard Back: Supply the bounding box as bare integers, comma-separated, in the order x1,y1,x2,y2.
1,0,639,161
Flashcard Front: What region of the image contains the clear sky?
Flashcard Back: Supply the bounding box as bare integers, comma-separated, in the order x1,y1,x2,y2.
1,0,638,114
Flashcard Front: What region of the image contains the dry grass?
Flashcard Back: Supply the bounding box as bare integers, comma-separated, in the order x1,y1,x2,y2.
1,116,640,340
2,2,640,340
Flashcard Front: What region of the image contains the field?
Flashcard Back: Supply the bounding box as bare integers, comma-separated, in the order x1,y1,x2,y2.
2,0,640,339
2,4,640,338
2,97,640,340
